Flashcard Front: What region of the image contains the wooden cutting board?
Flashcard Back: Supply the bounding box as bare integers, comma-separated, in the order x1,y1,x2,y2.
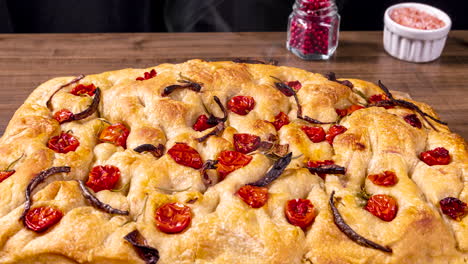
0,31,466,139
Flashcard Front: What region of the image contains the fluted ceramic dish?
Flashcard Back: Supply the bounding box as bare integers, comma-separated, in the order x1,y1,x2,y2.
384,2,451,63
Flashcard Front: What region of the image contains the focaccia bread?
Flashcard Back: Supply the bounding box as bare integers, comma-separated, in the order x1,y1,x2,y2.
0,59,466,264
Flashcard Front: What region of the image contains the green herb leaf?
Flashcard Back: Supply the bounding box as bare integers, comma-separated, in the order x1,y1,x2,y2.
5,153,25,171
111,183,130,192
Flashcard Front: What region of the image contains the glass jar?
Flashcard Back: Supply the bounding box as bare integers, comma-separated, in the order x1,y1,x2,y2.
287,0,341,60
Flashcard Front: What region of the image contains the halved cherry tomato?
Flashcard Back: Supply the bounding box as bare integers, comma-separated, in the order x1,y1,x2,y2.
155,202,192,234
307,160,334,179
286,81,302,93
53,109,74,124
236,185,268,208
326,125,347,145
47,132,80,154
439,197,467,221
227,96,255,115
217,150,252,180
99,123,130,148
86,165,121,192
302,126,326,143
335,105,365,117
0,170,15,183
271,112,290,131
420,147,450,166
167,143,203,169
368,171,398,187
335,108,348,117
364,194,398,221
348,105,363,116
233,133,261,154
368,94,394,109
368,94,387,103
403,114,422,128
285,199,316,229
136,69,157,81
25,206,63,232
70,84,96,96
193,114,215,132
277,80,302,97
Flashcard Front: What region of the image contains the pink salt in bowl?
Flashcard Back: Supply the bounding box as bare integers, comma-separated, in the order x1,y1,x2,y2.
384,2,451,63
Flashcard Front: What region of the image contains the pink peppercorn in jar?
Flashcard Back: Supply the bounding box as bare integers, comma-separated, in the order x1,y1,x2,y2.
287,0,340,60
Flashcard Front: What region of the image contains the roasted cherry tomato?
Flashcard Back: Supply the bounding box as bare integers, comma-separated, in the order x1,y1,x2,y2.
227,96,255,115
47,132,80,154
217,150,253,180
136,69,157,81
286,80,302,92
335,105,365,117
233,133,261,154
307,160,334,179
403,114,422,129
368,94,387,103
53,109,74,124
368,171,398,187
167,143,203,169
277,80,302,97
99,123,130,148
368,94,394,109
368,94,395,109
439,197,467,221
364,194,398,222
70,83,96,96
193,114,215,132
24,206,63,232
346,105,364,116
271,112,290,131
86,165,121,192
0,170,15,183
420,147,451,166
326,125,347,145
236,185,269,208
335,109,348,118
285,199,316,229
155,202,192,234
302,126,326,143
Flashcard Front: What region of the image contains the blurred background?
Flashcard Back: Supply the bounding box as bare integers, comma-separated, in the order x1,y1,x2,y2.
0,0,466,33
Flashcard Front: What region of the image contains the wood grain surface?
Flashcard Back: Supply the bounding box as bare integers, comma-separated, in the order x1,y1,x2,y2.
0,31,467,139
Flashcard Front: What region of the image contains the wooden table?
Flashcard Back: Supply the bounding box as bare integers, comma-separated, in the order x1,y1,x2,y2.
0,31,467,139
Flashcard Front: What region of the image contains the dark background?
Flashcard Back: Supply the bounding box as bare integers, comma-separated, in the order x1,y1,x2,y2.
0,0,466,33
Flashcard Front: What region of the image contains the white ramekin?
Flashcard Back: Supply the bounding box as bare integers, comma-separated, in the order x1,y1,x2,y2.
383,3,451,63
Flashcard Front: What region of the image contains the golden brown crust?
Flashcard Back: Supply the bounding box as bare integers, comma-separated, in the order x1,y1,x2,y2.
0,60,466,263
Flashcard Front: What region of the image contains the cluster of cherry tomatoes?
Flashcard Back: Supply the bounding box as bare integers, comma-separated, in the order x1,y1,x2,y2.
16,70,465,236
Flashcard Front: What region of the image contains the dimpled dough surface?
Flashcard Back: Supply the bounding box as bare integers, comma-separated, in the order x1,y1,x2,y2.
0,60,466,264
